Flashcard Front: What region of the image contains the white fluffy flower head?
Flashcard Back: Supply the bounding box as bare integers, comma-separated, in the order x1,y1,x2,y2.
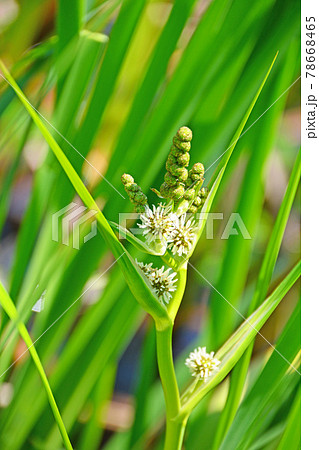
168,214,196,257
137,261,177,305
185,347,220,381
138,205,177,246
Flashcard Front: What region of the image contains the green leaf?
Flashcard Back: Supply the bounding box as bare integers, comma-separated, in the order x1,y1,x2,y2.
56,0,84,94
0,282,73,450
277,385,301,450
160,51,277,272
213,147,301,447
220,301,301,449
0,60,170,326
193,51,278,251
179,261,300,417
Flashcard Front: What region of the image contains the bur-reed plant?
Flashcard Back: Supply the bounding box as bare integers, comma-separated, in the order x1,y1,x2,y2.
0,0,301,448
0,54,300,449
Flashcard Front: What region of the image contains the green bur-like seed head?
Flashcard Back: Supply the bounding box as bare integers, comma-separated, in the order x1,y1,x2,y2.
169,165,188,182
158,126,196,202
170,185,185,200
170,146,184,158
126,183,139,193
193,196,202,207
173,137,191,152
121,173,148,209
121,173,134,185
187,205,197,214
189,163,205,181
177,152,190,167
160,182,170,198
135,205,146,213
199,187,208,198
164,172,178,186
176,126,193,142
192,162,204,175
184,188,195,200
134,191,148,204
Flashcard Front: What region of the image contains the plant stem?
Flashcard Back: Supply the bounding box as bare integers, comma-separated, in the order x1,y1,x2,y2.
156,324,187,450
156,325,180,418
164,415,188,450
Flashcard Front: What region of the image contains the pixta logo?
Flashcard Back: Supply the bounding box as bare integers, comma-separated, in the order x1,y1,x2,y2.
52,202,98,249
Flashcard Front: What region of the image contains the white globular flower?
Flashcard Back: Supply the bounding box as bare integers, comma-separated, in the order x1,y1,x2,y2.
138,205,177,246
168,214,196,257
185,347,221,382
136,261,177,305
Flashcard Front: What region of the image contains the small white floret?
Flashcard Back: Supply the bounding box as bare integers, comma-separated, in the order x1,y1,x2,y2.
185,346,220,381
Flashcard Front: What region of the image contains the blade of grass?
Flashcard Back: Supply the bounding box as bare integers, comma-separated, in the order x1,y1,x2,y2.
192,51,278,253
0,266,129,447
212,148,301,447
0,282,73,450
72,0,148,159
129,322,157,448
8,31,107,301
56,0,84,94
107,0,198,177
179,261,300,417
277,385,301,450
78,362,117,450
220,300,300,449
0,59,170,322
210,41,300,348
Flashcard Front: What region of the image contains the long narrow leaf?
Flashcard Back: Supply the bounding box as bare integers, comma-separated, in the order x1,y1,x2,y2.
0,282,72,450
0,60,170,325
179,261,300,416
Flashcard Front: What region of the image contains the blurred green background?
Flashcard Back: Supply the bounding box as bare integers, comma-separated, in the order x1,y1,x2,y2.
0,0,300,449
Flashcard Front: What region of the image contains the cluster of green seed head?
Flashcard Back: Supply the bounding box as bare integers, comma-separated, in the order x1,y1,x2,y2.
187,186,208,214
160,126,204,203
159,126,206,213
121,174,148,213
121,126,208,216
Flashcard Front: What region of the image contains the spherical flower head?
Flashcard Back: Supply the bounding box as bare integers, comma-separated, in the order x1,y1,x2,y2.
121,173,134,185
136,261,177,305
190,171,202,182
176,126,192,142
185,347,221,381
126,183,140,193
168,214,196,256
138,205,177,246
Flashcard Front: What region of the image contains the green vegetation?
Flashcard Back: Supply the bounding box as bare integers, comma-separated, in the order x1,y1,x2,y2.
0,0,300,449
